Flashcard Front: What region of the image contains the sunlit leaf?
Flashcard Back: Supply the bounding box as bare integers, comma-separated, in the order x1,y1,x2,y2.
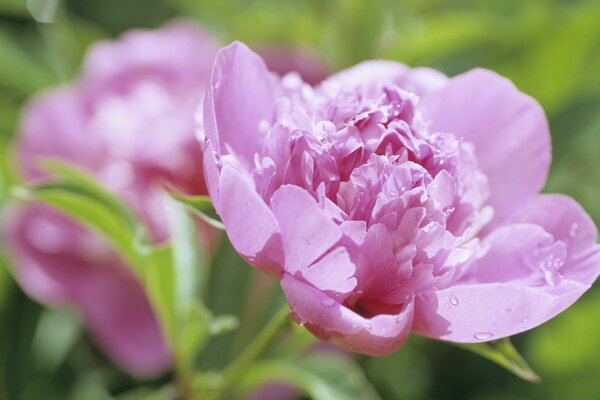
455,338,541,383
168,192,224,230
31,308,81,371
27,0,62,23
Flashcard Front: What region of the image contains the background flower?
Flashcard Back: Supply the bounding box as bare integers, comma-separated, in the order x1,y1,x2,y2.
5,21,220,376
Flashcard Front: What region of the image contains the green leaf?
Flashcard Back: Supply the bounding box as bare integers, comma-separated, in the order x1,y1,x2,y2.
0,0,27,16
31,308,81,371
455,338,541,383
0,29,55,95
27,0,62,23
209,315,239,336
168,192,224,230
12,159,147,272
141,244,177,346
239,354,382,400
166,196,207,307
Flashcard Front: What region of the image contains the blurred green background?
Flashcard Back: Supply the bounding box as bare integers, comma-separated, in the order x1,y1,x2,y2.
1,0,600,399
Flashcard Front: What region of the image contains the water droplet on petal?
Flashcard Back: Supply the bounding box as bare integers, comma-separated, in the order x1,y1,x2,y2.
474,332,494,341
521,317,529,323
569,222,579,238
524,241,566,286
320,298,336,308
444,303,451,309
449,295,459,306
389,191,396,197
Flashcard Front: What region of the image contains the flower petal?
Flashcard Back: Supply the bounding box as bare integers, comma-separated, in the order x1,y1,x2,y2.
509,194,600,284
217,161,283,275
413,279,591,342
413,219,600,342
281,273,414,356
421,68,551,225
204,41,276,162
6,205,171,376
323,60,448,96
270,185,342,273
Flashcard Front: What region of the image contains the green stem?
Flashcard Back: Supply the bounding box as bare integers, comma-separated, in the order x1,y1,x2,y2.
220,304,291,390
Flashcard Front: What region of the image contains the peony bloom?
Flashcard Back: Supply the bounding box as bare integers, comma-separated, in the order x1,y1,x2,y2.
5,21,221,376
200,42,600,356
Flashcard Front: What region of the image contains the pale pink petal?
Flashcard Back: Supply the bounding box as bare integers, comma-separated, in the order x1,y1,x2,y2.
218,162,283,275
413,279,591,342
282,273,413,356
205,41,276,162
302,247,357,301
323,60,448,95
270,185,342,273
509,194,600,284
421,68,551,225
414,220,600,342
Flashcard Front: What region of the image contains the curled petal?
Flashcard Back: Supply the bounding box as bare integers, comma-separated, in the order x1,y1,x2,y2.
282,273,414,356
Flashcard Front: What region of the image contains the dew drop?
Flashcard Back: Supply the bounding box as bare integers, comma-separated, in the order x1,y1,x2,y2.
449,295,459,306
389,191,396,197
320,298,336,308
521,317,529,323
444,303,451,309
473,332,494,341
569,222,579,238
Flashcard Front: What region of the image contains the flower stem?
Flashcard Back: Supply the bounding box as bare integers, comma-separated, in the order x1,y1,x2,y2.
220,304,291,390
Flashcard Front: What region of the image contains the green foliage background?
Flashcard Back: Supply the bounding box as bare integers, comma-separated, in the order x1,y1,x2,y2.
1,0,600,399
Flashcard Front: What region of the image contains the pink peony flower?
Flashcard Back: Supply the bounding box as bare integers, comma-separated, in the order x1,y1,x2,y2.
5,21,221,376
200,42,600,356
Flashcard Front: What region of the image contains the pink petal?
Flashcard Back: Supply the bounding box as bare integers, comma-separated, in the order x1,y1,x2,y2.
270,185,342,273
302,247,358,301
6,205,171,376
509,194,600,284
204,41,276,162
217,161,283,275
414,218,600,342
323,60,448,96
282,273,414,356
421,68,551,225
413,279,591,342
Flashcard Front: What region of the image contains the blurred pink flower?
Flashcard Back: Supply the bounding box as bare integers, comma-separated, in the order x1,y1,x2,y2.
200,42,600,356
6,21,220,376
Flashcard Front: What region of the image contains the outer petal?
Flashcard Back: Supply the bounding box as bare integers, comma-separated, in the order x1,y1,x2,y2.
413,279,590,343
414,220,600,342
270,185,342,272
203,41,276,162
322,60,448,96
218,161,283,275
509,194,600,284
6,205,171,376
282,273,414,356
421,68,551,225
